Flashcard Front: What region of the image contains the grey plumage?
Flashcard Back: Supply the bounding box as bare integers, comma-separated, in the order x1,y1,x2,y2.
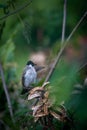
21,61,37,94
22,65,37,88
21,61,45,94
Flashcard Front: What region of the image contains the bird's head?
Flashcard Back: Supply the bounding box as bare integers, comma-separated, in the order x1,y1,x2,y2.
26,60,45,72
26,60,36,66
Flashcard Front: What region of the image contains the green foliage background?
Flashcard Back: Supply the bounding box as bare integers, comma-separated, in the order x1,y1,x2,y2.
0,0,87,130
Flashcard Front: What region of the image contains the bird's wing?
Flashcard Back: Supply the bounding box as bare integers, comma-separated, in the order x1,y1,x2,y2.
22,66,37,88
22,67,27,88
25,69,36,85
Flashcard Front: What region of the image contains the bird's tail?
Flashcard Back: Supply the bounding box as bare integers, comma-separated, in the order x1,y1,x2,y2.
21,87,33,95
21,88,29,95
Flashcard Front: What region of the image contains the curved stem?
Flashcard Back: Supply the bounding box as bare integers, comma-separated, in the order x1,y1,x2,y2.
0,63,14,123
61,0,67,45
0,0,32,20
44,11,87,82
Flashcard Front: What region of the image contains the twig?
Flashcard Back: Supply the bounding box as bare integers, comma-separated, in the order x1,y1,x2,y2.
11,2,31,44
77,62,87,72
66,11,87,42
0,0,32,20
11,1,25,27
0,63,14,123
44,11,87,82
61,0,67,45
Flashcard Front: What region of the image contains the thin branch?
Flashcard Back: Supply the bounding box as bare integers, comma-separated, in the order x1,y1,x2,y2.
11,1,24,26
77,62,87,72
66,11,87,42
61,0,67,45
11,2,31,44
0,63,14,123
44,11,87,82
0,0,32,20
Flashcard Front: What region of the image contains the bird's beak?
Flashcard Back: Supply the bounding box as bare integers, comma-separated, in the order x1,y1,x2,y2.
34,65,45,72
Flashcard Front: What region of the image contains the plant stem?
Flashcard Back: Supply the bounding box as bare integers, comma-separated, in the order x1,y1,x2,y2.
44,11,87,82
66,11,87,43
0,0,32,20
0,63,14,123
77,62,87,72
61,0,67,45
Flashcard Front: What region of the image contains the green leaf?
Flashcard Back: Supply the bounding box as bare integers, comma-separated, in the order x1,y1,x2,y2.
0,39,15,63
49,59,77,106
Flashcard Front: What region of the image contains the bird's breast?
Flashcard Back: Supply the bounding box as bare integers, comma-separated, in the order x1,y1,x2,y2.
23,67,37,87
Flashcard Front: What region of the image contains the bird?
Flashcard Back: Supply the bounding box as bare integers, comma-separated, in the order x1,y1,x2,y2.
21,60,44,94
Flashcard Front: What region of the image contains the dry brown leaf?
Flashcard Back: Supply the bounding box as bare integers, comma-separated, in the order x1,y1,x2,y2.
28,92,41,100
42,82,50,88
27,82,52,121
44,91,49,98
32,104,42,116
50,111,61,121
33,103,49,118
35,112,48,118
30,87,44,94
43,104,49,115
42,98,48,103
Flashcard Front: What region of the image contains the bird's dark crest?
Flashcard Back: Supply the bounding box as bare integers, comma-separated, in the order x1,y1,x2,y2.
26,60,36,66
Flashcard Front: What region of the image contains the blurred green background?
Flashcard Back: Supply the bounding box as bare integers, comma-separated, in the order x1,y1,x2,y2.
0,0,87,130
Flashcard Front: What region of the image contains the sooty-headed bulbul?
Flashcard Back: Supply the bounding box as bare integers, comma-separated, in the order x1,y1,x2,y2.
21,60,44,94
